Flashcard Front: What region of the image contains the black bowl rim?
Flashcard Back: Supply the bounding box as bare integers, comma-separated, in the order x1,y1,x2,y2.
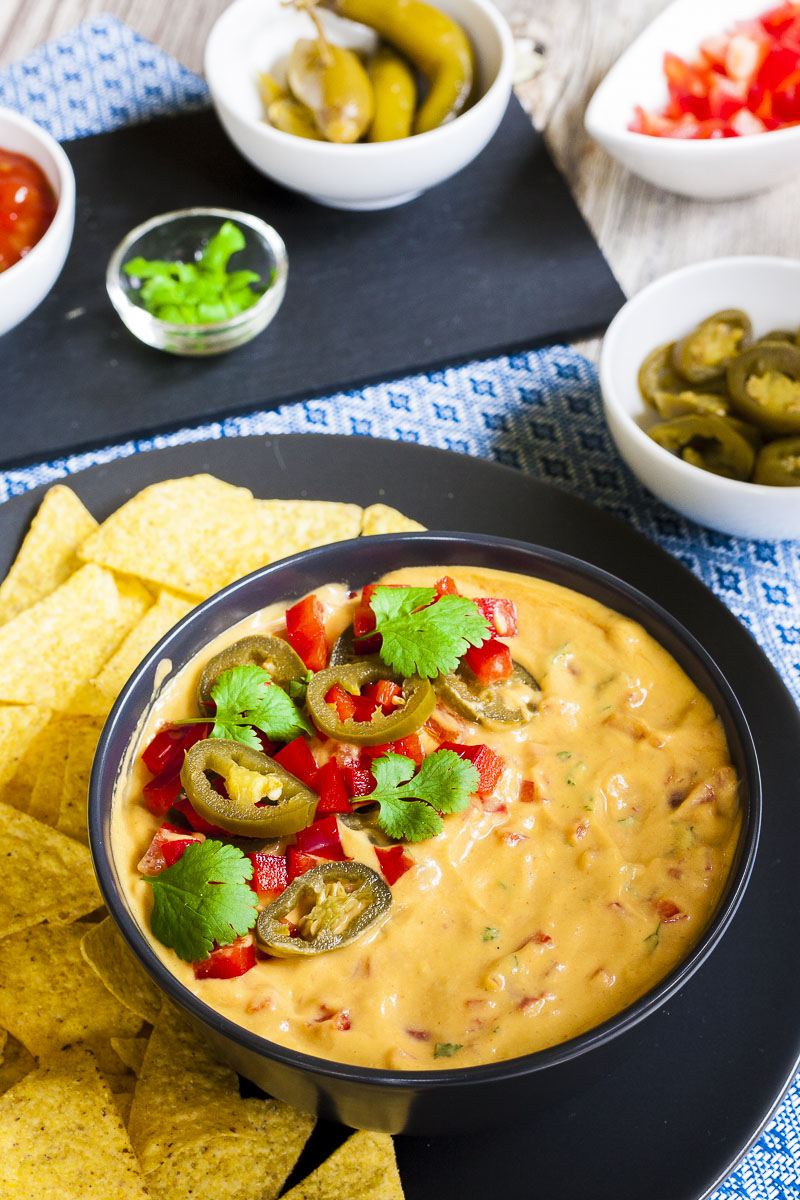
89,531,761,1092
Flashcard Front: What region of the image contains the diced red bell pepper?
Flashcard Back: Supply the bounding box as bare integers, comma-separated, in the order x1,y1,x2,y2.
663,52,711,119
761,4,800,36
142,766,183,817
362,734,424,766
193,934,256,980
141,722,211,776
362,679,402,712
464,638,513,684
340,759,376,798
351,694,379,723
374,844,414,885
273,736,318,787
287,846,319,882
314,759,353,813
440,741,505,796
137,823,204,874
295,814,350,860
474,597,518,637
248,852,288,897
285,594,328,672
757,41,800,89
325,683,357,722
434,576,459,596
172,795,229,836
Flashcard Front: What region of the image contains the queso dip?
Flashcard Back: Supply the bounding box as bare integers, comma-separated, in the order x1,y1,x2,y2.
113,566,742,1070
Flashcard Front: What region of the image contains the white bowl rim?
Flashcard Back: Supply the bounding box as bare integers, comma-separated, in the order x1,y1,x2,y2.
585,0,800,153
0,106,75,281
599,254,800,502
204,0,515,156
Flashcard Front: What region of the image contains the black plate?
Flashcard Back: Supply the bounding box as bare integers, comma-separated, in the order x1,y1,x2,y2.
1,434,798,1200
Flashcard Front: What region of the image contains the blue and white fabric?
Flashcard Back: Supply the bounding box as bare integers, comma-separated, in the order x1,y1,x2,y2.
0,17,798,1198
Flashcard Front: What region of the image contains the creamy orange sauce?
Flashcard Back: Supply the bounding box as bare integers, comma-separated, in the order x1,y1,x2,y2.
113,567,742,1071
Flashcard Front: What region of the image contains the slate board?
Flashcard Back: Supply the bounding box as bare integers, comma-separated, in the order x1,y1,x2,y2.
2,101,625,469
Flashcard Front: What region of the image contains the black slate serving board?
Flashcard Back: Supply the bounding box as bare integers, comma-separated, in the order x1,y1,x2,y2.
2,101,624,469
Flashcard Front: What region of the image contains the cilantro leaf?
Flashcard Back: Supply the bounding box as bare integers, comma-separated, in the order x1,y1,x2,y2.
369,750,479,844
210,665,312,746
145,840,257,962
369,587,490,678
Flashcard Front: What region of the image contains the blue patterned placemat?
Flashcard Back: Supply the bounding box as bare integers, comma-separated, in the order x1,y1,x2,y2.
1,16,798,1199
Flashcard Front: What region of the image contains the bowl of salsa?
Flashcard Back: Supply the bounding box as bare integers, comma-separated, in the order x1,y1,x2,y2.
0,107,75,337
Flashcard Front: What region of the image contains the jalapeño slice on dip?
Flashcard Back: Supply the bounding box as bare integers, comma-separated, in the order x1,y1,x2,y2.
115,567,742,1071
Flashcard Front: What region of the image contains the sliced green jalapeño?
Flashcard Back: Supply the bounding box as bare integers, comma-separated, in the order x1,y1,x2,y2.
306,661,435,744
180,738,317,837
197,635,308,708
435,660,540,725
256,861,392,956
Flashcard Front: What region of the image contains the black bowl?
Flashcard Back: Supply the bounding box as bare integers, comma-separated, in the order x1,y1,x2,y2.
88,533,760,1135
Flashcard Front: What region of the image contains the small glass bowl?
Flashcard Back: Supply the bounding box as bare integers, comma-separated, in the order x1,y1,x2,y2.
106,207,288,356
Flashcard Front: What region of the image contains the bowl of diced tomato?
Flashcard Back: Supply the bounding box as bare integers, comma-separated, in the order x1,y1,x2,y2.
0,107,75,336
585,0,800,199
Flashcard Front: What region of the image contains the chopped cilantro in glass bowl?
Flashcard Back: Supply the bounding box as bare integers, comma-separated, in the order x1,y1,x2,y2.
106,207,288,356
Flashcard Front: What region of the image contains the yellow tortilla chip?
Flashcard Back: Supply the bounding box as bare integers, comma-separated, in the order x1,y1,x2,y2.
0,1046,150,1198
143,1131,278,1200
0,564,145,708
0,713,54,813
78,475,261,598
27,718,73,826
110,1035,149,1076
244,1095,317,1200
0,799,102,938
81,917,163,1025
0,704,51,793
0,1033,35,1094
0,1026,6,1061
0,922,142,1058
114,1090,134,1125
55,715,104,845
252,499,363,567
280,1130,405,1200
129,1001,253,1174
0,485,98,625
361,503,426,535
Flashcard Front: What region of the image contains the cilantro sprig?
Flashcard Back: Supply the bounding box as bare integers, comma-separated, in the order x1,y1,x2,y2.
208,664,312,749
369,749,479,843
145,840,257,961
366,586,490,678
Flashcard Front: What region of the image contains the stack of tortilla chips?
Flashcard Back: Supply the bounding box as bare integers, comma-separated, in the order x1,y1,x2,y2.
0,476,419,1198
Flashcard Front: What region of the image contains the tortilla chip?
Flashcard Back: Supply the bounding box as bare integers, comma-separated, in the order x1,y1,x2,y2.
280,1130,405,1200
0,1046,150,1198
27,718,73,826
0,704,51,793
54,715,104,844
78,591,195,715
110,1035,149,1076
78,475,260,598
143,1131,279,1200
0,713,54,813
0,1026,6,1062
243,1095,317,1200
0,564,146,709
0,799,102,938
114,1090,134,1125
361,504,426,536
0,485,98,625
252,499,363,566
81,917,163,1025
0,923,142,1058
0,1034,35,1094
129,1001,254,1174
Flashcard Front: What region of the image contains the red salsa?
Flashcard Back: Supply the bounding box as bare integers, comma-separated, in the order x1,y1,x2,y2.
0,148,57,273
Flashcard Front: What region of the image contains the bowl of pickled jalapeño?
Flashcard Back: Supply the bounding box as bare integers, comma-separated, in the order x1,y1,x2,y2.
600,256,800,540
205,0,514,209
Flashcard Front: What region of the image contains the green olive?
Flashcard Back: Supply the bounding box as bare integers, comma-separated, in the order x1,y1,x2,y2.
288,37,373,143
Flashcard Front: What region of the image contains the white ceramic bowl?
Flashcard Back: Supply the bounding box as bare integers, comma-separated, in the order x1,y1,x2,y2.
599,256,800,541
0,107,75,336
204,0,514,210
585,0,800,200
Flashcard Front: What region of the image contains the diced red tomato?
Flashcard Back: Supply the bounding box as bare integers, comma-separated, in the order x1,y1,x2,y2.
248,852,289,897
172,796,229,836
325,683,357,722
362,679,402,712
464,638,513,685
285,595,328,671
273,736,318,786
374,844,414,885
340,759,376,798
287,846,319,882
362,734,424,766
314,759,353,813
518,779,538,803
434,576,459,596
295,814,350,860
193,934,257,980
137,823,204,874
440,741,505,796
474,597,518,637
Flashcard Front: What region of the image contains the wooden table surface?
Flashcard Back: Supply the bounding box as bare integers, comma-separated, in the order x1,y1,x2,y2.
2,0,797,360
